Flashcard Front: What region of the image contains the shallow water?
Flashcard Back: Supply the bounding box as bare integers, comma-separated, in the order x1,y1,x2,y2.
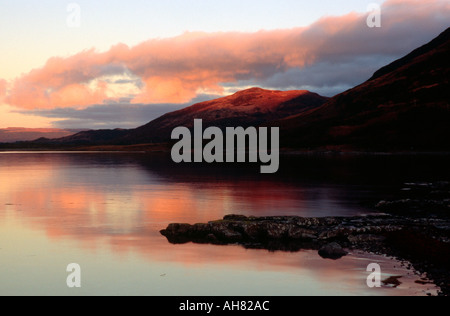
0,152,447,296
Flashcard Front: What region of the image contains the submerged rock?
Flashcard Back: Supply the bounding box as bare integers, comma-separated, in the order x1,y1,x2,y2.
375,181,450,217
382,276,403,288
318,242,348,260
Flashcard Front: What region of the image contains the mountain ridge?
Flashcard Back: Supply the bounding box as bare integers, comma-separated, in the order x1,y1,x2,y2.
31,88,329,146
369,27,450,81
118,88,328,144
0,128,85,144
7,27,450,152
275,27,450,151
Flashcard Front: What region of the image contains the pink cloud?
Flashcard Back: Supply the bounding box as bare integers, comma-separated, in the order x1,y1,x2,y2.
3,0,449,109
0,79,6,102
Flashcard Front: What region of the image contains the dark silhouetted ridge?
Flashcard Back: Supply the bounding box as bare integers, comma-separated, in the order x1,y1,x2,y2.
278,27,450,151
370,28,450,80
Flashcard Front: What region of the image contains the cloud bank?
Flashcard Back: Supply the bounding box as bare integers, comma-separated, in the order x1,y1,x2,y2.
3,0,450,114
23,94,216,129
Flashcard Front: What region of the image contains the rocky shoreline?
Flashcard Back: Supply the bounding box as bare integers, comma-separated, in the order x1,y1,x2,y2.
161,213,450,295
161,181,450,296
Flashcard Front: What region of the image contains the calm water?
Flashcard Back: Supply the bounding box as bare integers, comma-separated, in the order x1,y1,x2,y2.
0,152,448,296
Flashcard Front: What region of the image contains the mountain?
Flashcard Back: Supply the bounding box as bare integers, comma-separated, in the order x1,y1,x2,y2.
118,88,328,144
20,28,450,151
40,128,129,146
277,27,450,151
35,88,328,146
0,128,84,143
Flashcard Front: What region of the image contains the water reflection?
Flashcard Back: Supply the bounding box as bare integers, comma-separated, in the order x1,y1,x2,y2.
1,153,386,246
0,152,447,295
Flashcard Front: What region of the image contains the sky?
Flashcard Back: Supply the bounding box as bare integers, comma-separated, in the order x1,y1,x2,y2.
0,0,449,129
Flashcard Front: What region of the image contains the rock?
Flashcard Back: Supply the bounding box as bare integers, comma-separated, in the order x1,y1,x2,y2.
219,229,242,241
160,214,449,264
382,276,402,288
348,234,386,244
206,222,242,242
415,279,433,285
223,214,248,221
262,222,288,239
375,199,413,211
206,234,219,243
288,226,317,240
160,223,192,236
241,222,261,239
318,242,348,260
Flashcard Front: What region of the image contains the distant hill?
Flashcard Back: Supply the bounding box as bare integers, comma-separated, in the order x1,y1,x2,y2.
0,128,84,143
33,88,329,146
38,129,129,146
276,27,450,151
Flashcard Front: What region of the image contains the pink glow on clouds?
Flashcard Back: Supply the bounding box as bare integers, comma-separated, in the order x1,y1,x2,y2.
2,0,449,109
0,79,6,103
